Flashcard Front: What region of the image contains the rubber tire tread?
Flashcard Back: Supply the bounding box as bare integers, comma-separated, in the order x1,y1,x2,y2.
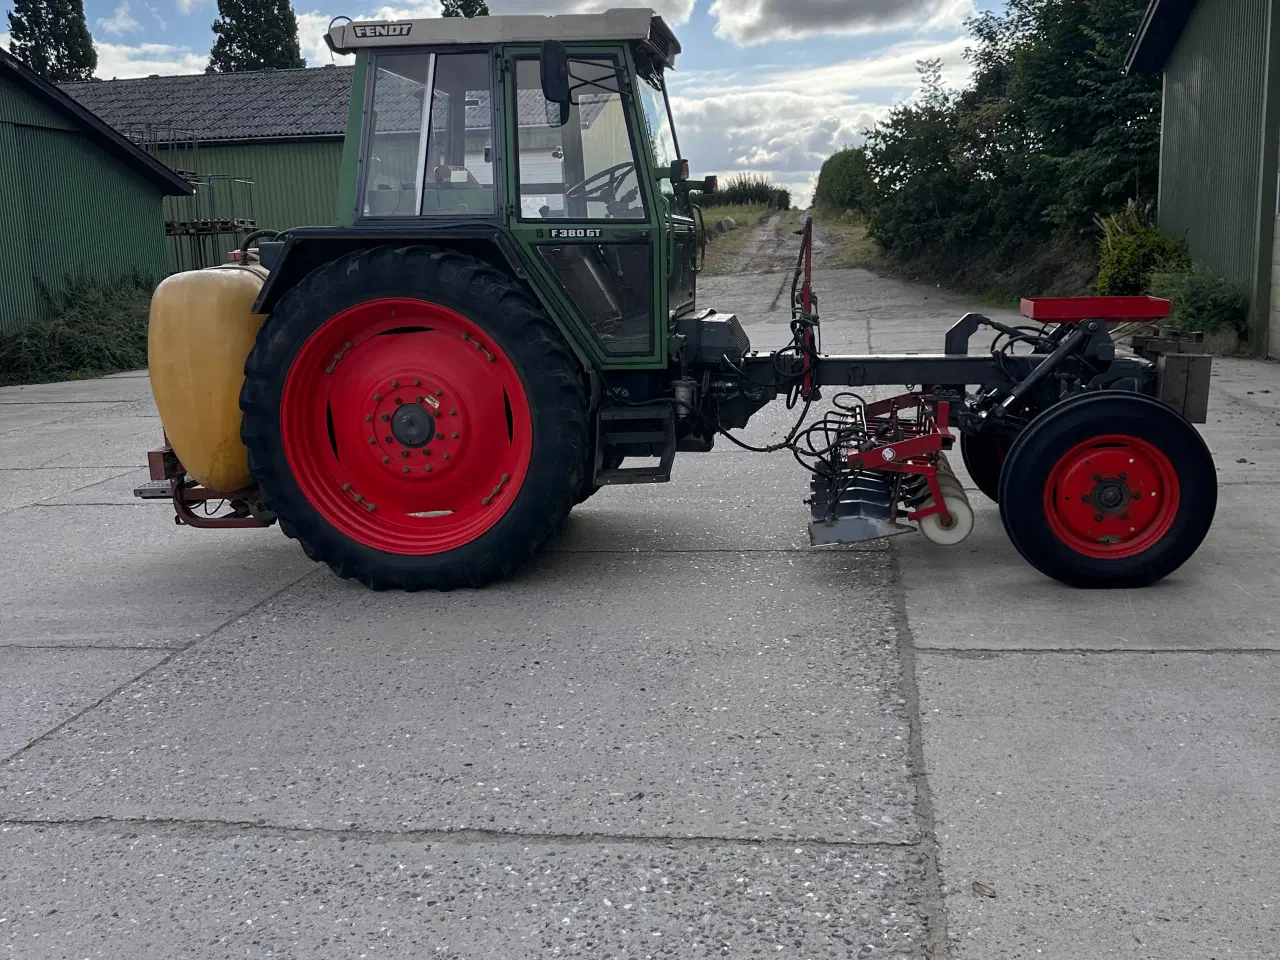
240,245,588,591
960,432,1006,503
997,392,1216,589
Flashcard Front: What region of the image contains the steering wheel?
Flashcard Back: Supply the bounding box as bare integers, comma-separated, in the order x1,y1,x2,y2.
565,160,636,211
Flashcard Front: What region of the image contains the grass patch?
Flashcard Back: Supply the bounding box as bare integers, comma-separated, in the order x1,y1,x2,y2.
700,204,770,276
0,277,154,388
816,211,883,270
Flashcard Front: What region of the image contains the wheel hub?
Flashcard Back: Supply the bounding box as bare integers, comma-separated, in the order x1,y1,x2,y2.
1087,476,1131,514
391,403,436,448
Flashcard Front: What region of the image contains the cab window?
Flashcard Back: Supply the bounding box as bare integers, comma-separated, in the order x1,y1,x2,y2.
637,75,677,175
362,51,496,218
514,57,646,221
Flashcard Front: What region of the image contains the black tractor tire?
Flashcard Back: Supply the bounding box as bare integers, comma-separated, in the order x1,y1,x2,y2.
998,392,1216,589
960,431,1011,503
575,449,623,504
240,245,588,591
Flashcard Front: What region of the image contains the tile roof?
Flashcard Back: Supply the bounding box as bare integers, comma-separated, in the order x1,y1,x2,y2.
61,66,612,144
61,66,355,142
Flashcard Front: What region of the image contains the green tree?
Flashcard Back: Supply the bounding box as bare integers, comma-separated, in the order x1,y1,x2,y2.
814,146,876,216
7,0,97,82
208,0,305,73
854,0,1159,261
441,0,489,15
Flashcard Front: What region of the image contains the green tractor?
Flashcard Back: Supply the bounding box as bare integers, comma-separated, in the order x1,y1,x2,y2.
141,7,1218,591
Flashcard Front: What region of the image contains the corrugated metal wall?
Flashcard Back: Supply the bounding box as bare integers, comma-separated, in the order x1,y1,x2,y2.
1158,0,1270,289
157,139,343,258
0,80,168,333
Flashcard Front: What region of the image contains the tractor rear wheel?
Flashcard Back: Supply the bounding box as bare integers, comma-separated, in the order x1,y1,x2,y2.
998,392,1216,588
240,245,588,590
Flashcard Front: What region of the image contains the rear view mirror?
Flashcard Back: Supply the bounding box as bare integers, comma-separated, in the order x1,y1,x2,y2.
540,40,571,127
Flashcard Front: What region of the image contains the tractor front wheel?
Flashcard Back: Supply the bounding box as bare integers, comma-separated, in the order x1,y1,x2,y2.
240,246,588,590
960,431,1011,503
998,392,1216,588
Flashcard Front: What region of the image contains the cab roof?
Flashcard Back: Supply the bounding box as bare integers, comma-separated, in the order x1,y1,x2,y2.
325,8,679,68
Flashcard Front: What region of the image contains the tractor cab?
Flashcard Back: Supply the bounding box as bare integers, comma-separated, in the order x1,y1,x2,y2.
306,8,708,367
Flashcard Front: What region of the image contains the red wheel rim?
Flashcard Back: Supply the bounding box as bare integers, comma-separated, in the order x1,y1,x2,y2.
1043,434,1180,560
280,298,533,555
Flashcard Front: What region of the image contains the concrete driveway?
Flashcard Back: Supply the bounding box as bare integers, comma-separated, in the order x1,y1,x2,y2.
0,256,1276,959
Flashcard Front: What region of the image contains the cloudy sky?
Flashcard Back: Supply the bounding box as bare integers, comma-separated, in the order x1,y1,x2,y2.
12,0,1003,205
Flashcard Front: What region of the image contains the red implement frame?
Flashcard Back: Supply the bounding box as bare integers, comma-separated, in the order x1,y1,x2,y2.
794,216,819,400
843,393,957,525
146,440,269,529
1020,296,1170,322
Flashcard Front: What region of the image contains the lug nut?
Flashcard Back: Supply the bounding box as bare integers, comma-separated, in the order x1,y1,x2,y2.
374,393,382,401
435,389,443,397
392,380,399,388
426,466,433,473
452,432,459,439
436,432,445,440
401,450,410,458
383,456,391,464
382,414,390,422
414,379,421,387
416,396,424,403
395,397,403,405
450,408,457,416
368,438,376,445
365,414,373,422
403,467,410,474
444,453,451,460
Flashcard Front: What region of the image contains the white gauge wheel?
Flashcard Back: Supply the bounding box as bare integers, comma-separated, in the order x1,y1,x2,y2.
918,493,975,546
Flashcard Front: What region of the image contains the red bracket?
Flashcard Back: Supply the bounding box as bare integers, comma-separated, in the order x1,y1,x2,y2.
1020,296,1171,323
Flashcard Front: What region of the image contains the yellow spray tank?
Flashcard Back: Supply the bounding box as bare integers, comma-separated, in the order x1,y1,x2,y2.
148,263,269,495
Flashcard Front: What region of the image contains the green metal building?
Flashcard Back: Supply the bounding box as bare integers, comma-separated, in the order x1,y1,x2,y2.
1128,0,1280,357
0,49,190,333
62,66,353,262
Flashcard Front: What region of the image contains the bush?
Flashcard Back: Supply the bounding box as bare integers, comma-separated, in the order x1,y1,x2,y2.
814,147,875,216
0,277,154,387
1096,219,1190,296
1147,268,1249,335
697,173,790,210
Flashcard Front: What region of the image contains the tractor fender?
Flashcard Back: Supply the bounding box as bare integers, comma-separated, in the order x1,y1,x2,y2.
251,227,603,390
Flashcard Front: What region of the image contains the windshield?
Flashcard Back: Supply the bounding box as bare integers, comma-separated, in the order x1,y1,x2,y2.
637,75,678,177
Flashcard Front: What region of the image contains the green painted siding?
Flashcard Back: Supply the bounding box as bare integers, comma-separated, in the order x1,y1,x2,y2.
0,82,75,130
1158,0,1273,337
159,139,343,233
0,79,169,332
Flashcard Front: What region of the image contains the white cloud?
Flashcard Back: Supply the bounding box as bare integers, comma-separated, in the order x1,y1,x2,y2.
142,1,167,30
175,0,211,14
667,37,972,207
98,2,140,35
297,11,357,66
94,41,206,78
708,0,976,45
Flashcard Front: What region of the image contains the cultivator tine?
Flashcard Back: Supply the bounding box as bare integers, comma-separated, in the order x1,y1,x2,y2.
808,470,914,546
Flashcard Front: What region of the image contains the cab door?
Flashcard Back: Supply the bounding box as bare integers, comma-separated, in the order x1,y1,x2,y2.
503,47,665,368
